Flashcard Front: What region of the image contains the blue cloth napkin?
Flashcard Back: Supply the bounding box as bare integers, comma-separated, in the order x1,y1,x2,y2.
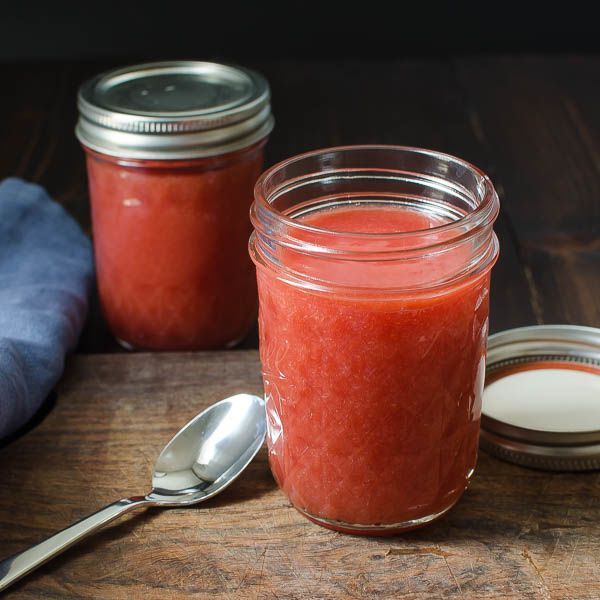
0,178,93,439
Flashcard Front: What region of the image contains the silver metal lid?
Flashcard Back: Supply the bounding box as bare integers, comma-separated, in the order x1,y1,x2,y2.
76,61,274,160
481,325,600,471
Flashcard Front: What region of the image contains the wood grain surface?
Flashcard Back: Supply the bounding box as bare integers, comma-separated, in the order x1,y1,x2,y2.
0,56,597,352
0,352,598,599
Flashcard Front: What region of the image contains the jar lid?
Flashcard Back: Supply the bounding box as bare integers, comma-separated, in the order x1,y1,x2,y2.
76,61,274,160
481,325,600,471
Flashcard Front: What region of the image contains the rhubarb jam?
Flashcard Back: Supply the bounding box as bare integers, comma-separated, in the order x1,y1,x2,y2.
250,146,499,534
85,145,265,350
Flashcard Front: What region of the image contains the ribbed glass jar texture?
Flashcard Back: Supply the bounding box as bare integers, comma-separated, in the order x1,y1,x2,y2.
249,145,500,534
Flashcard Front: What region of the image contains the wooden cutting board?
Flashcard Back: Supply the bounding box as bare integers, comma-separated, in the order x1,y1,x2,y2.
0,351,598,599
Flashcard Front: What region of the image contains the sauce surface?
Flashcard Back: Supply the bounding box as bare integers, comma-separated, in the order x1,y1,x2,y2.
300,204,447,233
257,204,490,531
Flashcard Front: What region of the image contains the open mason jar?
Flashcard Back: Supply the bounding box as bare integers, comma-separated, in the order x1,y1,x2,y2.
249,146,500,534
77,61,273,350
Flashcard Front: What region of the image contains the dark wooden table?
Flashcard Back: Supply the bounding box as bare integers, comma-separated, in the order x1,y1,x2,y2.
0,56,599,599
1,352,599,599
0,55,597,348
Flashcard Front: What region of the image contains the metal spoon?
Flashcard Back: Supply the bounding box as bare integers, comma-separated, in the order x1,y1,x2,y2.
0,393,266,592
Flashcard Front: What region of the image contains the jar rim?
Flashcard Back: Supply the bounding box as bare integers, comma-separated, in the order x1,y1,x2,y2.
253,144,499,243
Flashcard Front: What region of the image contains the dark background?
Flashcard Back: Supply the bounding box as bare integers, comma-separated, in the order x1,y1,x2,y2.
0,2,598,354
0,1,598,61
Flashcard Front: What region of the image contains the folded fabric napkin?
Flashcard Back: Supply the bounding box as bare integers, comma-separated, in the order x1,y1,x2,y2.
0,178,93,439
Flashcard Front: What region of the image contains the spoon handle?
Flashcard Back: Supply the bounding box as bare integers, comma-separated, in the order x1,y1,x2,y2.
0,496,149,592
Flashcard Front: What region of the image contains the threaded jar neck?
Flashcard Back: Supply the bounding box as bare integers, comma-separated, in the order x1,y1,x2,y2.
250,145,500,295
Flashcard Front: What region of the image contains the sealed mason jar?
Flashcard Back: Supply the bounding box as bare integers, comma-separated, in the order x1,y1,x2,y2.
249,146,500,534
76,61,273,350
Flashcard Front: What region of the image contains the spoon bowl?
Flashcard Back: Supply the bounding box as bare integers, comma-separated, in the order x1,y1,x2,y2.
150,394,266,504
0,393,266,591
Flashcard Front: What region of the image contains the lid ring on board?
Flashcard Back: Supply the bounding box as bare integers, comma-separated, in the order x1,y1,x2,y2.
482,325,600,472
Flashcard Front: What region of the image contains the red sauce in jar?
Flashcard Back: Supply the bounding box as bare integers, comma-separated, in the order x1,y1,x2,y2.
86,142,265,350
257,205,490,533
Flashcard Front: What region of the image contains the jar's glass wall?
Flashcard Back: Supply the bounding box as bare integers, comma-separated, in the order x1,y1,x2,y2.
249,146,499,534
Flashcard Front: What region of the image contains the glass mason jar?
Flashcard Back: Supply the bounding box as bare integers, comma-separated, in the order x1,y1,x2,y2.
76,61,273,350
249,146,500,534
